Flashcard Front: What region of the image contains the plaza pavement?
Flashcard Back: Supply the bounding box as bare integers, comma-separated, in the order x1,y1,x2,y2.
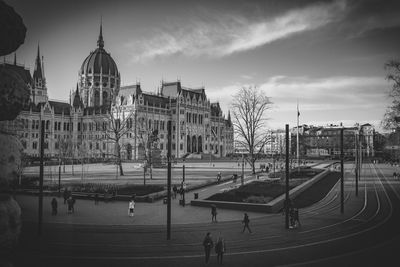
15,160,332,227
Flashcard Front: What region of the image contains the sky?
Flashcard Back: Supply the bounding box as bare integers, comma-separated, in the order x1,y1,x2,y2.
4,0,400,132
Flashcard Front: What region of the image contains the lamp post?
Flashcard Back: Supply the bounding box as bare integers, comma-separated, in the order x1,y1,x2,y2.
167,121,172,240
340,127,344,214
285,124,290,229
38,120,45,236
241,153,244,186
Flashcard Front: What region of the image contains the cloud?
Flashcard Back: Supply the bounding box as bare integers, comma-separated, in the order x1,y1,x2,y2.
126,0,346,61
206,75,388,128
341,0,400,37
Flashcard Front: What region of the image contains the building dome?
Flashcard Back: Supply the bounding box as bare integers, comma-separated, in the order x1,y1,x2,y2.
77,22,120,108
80,23,118,77
80,48,118,77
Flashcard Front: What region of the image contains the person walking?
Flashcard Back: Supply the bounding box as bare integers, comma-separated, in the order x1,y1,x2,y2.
128,199,135,217
293,208,301,228
217,172,221,184
242,213,252,233
67,196,74,214
215,233,226,265
63,188,69,204
172,185,177,199
211,205,217,222
51,198,58,216
202,232,214,265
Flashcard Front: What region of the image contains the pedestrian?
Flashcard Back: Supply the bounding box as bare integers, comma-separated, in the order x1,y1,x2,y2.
217,172,221,184
242,213,252,233
51,197,58,216
202,232,214,265
289,206,295,228
63,188,69,204
94,193,99,205
215,233,226,265
211,205,217,222
67,196,74,214
172,185,177,199
293,208,301,228
128,199,135,217
393,172,397,179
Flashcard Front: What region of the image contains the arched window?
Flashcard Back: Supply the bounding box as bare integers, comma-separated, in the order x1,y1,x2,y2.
94,91,100,106
103,91,108,106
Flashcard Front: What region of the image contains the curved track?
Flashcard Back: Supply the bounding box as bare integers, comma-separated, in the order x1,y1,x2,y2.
13,163,400,267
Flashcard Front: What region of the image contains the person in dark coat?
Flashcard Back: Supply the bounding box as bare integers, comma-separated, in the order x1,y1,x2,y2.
67,196,75,214
51,198,58,216
215,233,226,265
63,188,69,204
202,232,214,265
172,185,177,199
242,213,252,233
211,205,217,222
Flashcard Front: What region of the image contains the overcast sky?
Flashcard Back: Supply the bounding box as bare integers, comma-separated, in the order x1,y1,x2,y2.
5,0,400,131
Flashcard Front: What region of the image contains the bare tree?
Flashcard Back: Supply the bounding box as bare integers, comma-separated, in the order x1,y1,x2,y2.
58,137,73,175
382,60,400,129
76,142,87,181
137,112,159,182
98,105,135,176
231,86,273,174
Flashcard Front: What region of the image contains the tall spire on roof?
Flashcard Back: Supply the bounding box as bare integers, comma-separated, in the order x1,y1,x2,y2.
97,16,104,49
41,55,45,78
13,52,17,65
33,43,43,81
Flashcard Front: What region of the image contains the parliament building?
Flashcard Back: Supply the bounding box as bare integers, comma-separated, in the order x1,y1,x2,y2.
1,24,234,162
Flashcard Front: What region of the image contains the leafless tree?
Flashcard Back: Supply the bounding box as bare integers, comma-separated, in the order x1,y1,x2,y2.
231,86,273,174
76,142,87,181
58,137,73,175
98,105,135,176
382,60,400,129
137,112,159,183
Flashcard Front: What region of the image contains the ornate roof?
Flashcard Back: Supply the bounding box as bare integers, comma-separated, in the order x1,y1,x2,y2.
80,23,118,77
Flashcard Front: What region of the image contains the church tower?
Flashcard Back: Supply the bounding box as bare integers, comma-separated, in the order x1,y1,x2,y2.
32,44,48,104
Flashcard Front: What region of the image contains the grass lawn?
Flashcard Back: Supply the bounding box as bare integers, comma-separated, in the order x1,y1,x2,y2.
206,180,302,203
291,172,341,208
206,167,328,204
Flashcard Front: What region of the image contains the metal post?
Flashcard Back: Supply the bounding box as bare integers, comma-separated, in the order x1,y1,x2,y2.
167,121,172,240
285,124,290,229
355,132,358,197
58,163,61,197
359,132,362,181
182,164,185,206
340,127,344,214
241,154,244,186
38,120,45,236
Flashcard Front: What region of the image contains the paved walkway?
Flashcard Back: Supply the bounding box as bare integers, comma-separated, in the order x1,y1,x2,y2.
16,160,331,226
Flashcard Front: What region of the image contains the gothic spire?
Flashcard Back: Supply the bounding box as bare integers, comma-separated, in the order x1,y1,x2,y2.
14,52,16,65
33,43,43,82
97,17,104,49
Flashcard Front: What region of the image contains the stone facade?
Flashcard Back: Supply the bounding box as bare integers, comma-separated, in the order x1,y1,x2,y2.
0,25,234,161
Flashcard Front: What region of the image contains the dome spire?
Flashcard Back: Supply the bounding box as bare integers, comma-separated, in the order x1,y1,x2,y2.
97,16,104,49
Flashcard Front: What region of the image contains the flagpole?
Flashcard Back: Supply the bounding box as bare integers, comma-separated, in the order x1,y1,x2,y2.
297,100,300,170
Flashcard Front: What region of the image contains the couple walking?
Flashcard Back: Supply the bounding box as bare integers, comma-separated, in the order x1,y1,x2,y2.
203,232,226,265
